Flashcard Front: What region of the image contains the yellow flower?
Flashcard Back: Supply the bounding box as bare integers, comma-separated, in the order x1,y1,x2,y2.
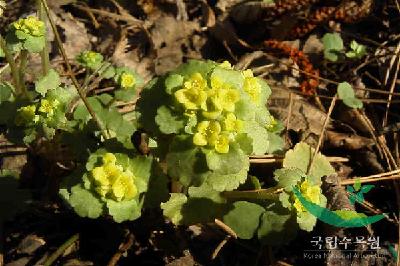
111,170,137,201
219,87,240,112
183,72,208,91
103,153,117,165
243,77,261,104
242,69,254,78
38,99,59,117
193,121,221,147
175,74,208,110
77,51,103,69
215,134,230,153
13,16,45,37
223,113,243,133
293,180,321,212
209,76,240,112
219,60,233,69
265,116,278,131
90,153,138,201
120,72,136,89
202,89,223,119
15,105,39,126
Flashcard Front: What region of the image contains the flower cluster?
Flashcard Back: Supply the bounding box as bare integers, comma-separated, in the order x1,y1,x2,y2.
90,153,137,201
76,50,104,70
12,16,45,37
293,179,321,213
119,72,136,89
15,99,60,126
172,62,263,154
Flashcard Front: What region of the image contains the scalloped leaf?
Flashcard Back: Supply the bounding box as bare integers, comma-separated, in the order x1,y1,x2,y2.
322,33,343,62
35,69,60,96
274,168,304,191
257,207,297,246
155,106,184,134
166,135,209,187
68,185,103,219
106,199,141,223
204,144,247,175
161,193,187,225
165,74,184,94
206,158,249,191
283,142,335,184
244,121,270,155
223,201,265,239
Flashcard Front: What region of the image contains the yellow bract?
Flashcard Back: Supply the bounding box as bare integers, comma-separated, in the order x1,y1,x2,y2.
193,121,221,147
175,74,208,110
243,77,261,104
15,105,39,126
38,99,59,118
90,153,138,201
215,134,230,153
265,116,278,131
120,72,136,89
13,16,44,37
293,180,321,213
219,60,233,69
223,113,243,133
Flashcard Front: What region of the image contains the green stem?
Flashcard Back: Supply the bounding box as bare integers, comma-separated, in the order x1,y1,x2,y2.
39,0,110,140
43,233,79,266
222,187,283,200
0,35,21,95
18,50,30,99
36,0,50,75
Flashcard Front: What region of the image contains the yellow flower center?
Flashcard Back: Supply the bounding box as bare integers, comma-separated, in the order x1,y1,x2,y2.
38,99,59,118
120,73,136,89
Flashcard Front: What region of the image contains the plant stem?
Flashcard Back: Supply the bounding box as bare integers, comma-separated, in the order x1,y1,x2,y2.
0,35,21,95
43,233,79,266
39,0,110,140
18,50,30,99
222,187,283,200
36,0,50,75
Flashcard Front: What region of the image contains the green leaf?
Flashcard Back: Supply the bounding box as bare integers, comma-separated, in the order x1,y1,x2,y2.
211,66,244,90
283,142,335,184
0,46,4,57
257,208,296,246
353,178,361,191
337,82,363,109
114,88,136,102
223,201,265,239
155,106,185,134
161,193,187,225
165,74,184,94
206,158,249,191
244,121,270,155
35,69,61,96
322,33,343,62
0,82,14,103
23,36,45,53
166,135,209,187
346,40,366,59
274,168,304,191
172,59,217,78
297,210,318,232
204,144,247,175
106,199,141,223
188,183,225,203
68,185,103,219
